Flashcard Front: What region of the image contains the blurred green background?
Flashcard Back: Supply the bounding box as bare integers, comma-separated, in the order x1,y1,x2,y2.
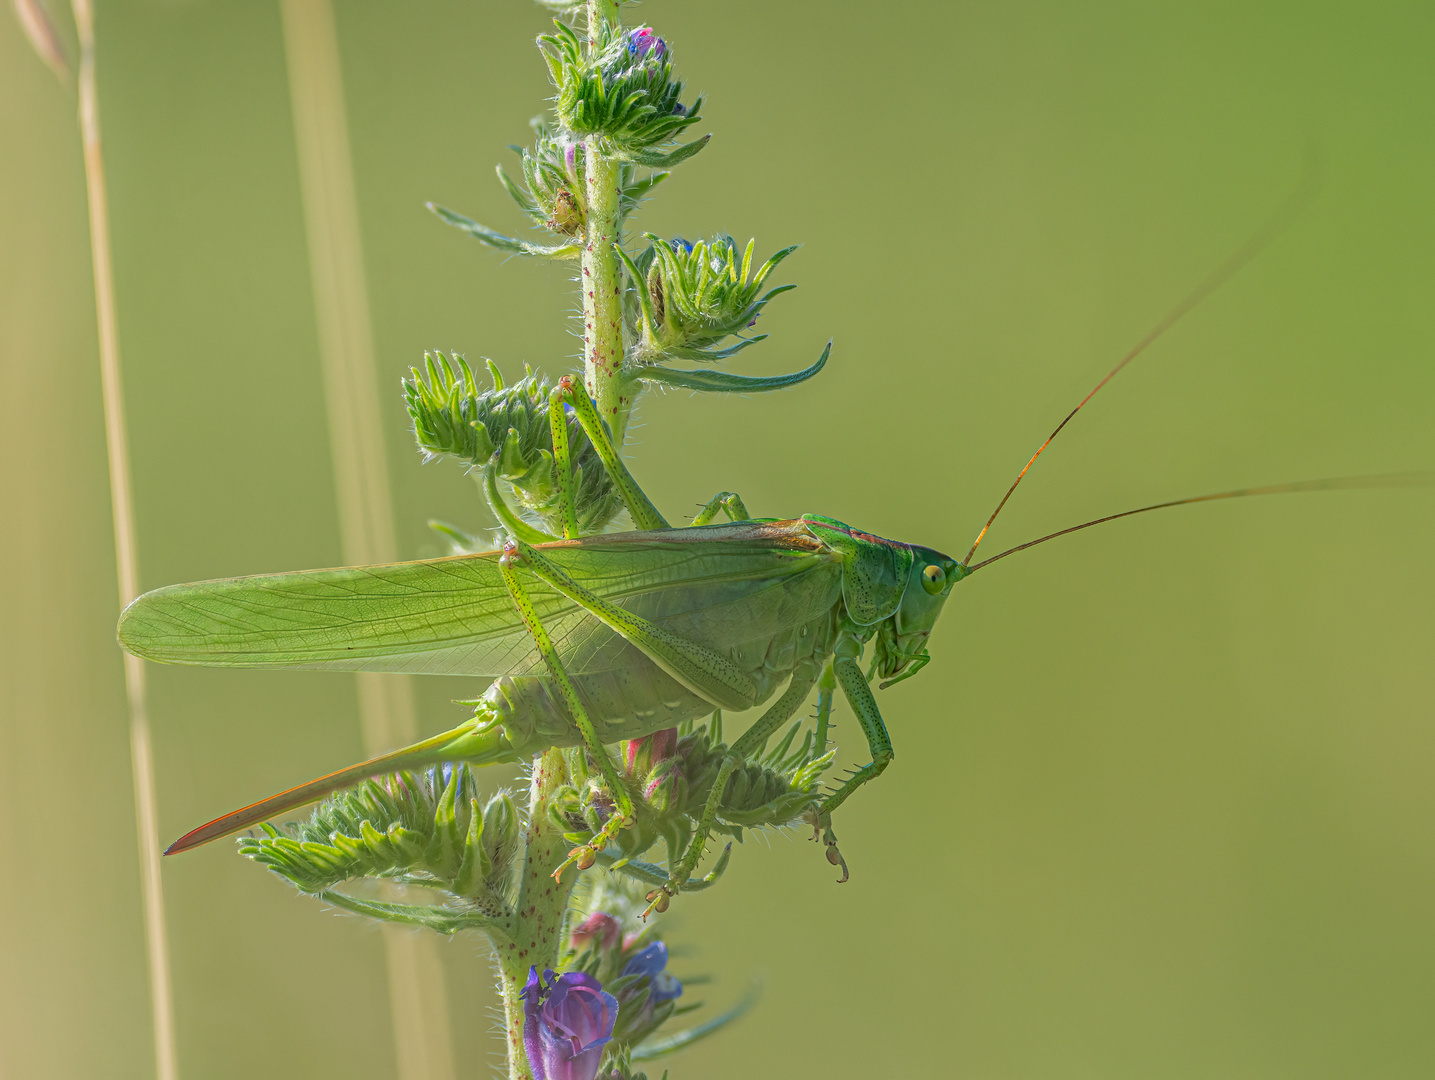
3,1,1434,1077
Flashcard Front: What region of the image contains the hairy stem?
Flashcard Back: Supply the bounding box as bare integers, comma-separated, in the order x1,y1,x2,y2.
498,747,580,1080
582,146,628,440
586,0,619,49
500,10,627,1077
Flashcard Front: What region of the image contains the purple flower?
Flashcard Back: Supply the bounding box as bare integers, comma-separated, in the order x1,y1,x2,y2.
626,26,667,60
522,968,619,1080
621,941,683,1004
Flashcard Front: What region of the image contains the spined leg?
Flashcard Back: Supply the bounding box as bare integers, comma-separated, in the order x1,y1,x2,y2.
497,544,634,881
813,658,836,752
545,385,579,539
481,379,661,542
642,667,819,919
553,376,669,530
512,539,757,712
812,656,894,881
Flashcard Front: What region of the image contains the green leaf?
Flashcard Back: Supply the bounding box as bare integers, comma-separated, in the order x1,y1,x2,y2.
428,519,483,552
615,244,660,339
637,341,831,393
623,170,670,204
494,165,544,224
318,890,504,934
620,136,711,169
427,203,579,259
661,338,768,363
598,842,733,892
631,981,762,1061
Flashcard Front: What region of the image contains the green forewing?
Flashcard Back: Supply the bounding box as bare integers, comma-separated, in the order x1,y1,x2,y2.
117,521,841,678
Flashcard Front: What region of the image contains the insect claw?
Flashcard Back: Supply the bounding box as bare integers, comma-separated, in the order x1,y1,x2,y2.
641,885,673,921
807,816,848,882
551,843,594,882
822,825,849,884
551,803,637,882
802,806,823,842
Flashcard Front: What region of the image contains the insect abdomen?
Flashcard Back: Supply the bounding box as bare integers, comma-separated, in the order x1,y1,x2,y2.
487,605,840,756
488,667,710,756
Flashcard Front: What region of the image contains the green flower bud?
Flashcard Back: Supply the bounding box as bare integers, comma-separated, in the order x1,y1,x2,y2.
404,353,623,534
489,116,674,250
723,765,751,807
569,720,835,869
497,122,588,237
539,20,702,154
480,789,521,893
627,234,797,363
236,765,519,921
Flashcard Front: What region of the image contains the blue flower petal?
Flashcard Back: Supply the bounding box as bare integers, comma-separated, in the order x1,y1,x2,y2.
650,971,683,1004
621,941,669,979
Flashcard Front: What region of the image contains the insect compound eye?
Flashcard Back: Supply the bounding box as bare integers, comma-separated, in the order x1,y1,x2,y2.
921,563,946,595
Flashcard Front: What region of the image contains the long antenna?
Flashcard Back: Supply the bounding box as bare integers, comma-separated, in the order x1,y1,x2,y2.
962,174,1316,568
966,472,1434,573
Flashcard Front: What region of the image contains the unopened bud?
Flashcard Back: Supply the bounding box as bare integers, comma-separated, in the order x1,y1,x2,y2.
562,140,580,185
634,234,796,362
626,26,667,60
543,20,698,151
570,910,623,952
481,791,520,881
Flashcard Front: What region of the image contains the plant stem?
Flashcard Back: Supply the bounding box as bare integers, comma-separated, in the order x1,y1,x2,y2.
585,0,619,50
579,0,630,441
582,146,628,441
499,747,581,1080
498,966,533,1080
501,9,627,1077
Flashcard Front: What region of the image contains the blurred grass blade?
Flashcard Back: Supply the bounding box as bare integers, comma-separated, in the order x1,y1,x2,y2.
66,1,177,1077
278,2,455,1078
12,0,70,80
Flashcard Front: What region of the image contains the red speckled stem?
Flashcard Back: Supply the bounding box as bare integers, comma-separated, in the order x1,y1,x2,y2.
498,747,580,1080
